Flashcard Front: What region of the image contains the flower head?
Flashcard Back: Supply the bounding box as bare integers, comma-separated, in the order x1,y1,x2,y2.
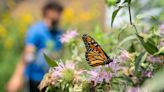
52,61,75,80
127,87,142,92
107,59,122,75
147,55,163,64
88,68,112,86
38,68,58,91
142,70,153,78
39,60,86,90
119,50,133,62
60,29,78,43
54,61,86,83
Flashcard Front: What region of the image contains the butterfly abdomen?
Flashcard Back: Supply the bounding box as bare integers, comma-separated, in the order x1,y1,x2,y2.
104,59,113,64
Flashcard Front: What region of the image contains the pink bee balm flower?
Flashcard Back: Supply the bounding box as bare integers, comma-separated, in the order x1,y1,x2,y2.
60,29,78,43
52,61,76,77
107,59,123,75
88,68,112,86
142,70,153,78
147,55,163,64
119,50,132,61
127,87,142,92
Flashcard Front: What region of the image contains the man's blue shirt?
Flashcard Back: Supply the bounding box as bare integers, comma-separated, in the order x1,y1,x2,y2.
25,21,63,81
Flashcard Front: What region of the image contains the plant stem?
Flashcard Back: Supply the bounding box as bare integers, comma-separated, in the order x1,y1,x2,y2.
128,4,138,34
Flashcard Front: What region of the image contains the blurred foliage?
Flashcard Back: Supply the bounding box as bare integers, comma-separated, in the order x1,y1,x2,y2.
41,0,164,92
0,1,33,92
60,0,102,31
0,0,103,91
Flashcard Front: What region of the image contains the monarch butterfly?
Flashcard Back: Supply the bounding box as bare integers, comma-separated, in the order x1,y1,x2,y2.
82,34,113,67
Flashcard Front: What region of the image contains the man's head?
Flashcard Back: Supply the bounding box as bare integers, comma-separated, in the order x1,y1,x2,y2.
42,1,64,27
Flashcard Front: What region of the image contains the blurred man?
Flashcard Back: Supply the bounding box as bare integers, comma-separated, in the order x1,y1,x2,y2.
7,1,64,92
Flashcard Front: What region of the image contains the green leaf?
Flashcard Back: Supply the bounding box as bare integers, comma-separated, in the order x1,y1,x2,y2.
128,42,135,53
147,34,161,46
111,6,123,27
148,35,160,45
147,26,161,46
43,53,58,67
121,75,134,85
134,52,146,75
136,34,159,55
116,0,121,4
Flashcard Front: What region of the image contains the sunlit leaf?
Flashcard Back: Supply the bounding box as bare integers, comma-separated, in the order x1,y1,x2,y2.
105,0,116,6
148,27,161,46
111,6,123,27
43,53,58,67
118,35,136,47
154,47,164,55
118,25,128,40
136,34,159,55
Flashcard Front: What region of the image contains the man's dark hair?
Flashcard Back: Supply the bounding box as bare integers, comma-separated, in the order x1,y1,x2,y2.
42,1,64,16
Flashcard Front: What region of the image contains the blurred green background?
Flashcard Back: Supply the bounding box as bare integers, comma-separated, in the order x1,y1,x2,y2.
0,0,105,91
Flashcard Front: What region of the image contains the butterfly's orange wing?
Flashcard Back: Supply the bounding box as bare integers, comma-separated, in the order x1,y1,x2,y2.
82,34,112,67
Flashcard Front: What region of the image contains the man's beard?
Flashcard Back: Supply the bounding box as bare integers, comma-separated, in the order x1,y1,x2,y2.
52,20,59,28
49,20,59,35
